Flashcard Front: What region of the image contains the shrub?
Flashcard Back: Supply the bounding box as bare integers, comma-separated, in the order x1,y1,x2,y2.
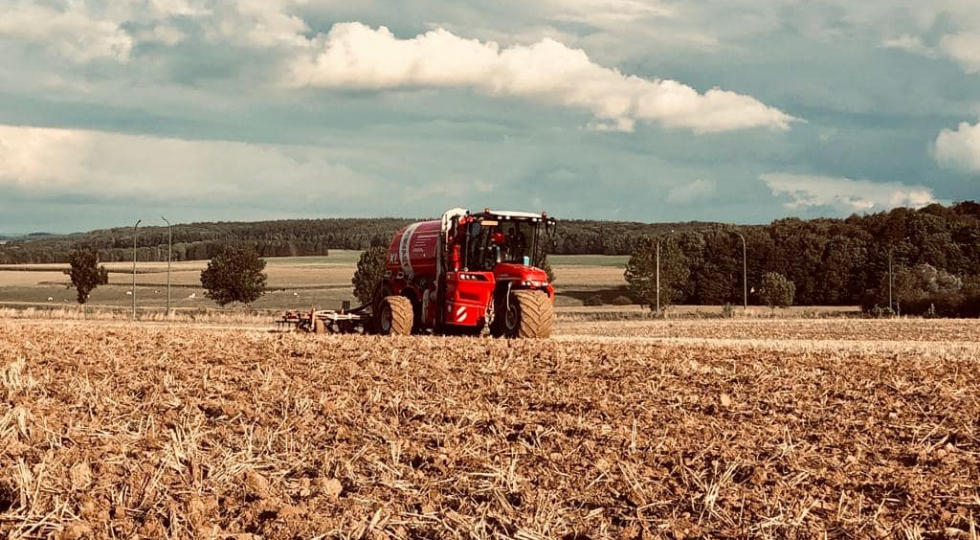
610,295,634,306
352,247,387,305
535,254,556,283
583,295,604,306
65,249,109,304
759,272,795,309
200,246,267,307
869,305,894,318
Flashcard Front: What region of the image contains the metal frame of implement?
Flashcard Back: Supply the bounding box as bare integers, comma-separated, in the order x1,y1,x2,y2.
276,301,373,334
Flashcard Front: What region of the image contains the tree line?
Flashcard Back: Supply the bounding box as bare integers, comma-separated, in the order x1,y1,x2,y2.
624,202,980,315
0,217,709,264
0,218,412,264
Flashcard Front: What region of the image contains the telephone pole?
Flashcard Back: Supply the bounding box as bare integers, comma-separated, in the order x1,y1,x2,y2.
734,230,747,311
132,219,141,320
888,248,893,314
655,229,675,316
162,216,172,317
655,239,660,315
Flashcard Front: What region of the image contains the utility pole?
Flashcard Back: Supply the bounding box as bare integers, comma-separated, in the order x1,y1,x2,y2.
734,230,747,311
888,248,893,314
655,239,660,316
654,229,674,316
162,216,172,317
133,219,141,320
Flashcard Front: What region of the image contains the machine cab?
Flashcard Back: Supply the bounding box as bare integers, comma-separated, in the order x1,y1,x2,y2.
459,210,555,279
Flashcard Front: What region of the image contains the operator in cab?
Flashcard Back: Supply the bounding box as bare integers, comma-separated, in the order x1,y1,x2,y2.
505,226,527,262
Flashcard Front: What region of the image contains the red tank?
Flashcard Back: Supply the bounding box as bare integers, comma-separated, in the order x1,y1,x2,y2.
385,220,442,280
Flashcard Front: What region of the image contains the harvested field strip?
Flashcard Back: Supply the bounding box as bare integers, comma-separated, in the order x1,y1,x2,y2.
555,335,980,356
557,318,980,342
1,322,979,539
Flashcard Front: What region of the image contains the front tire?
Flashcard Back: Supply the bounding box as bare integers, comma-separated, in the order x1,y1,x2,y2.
377,296,414,335
492,290,553,338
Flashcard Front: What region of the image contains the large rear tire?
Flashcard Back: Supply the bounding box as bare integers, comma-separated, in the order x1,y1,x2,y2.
494,290,553,338
377,296,414,335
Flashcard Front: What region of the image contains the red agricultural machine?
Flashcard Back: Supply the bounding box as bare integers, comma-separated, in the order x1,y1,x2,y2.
278,208,557,338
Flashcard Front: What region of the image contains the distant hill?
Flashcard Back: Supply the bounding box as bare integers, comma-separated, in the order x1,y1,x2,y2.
0,216,711,264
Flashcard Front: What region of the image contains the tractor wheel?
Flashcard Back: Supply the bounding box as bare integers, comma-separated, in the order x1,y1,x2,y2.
496,290,553,338
377,295,414,336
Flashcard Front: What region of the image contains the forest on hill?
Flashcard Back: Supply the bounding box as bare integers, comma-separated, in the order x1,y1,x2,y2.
0,217,708,264
624,202,980,313
1,202,978,309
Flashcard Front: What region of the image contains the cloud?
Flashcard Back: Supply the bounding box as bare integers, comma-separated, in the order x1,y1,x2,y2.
880,35,936,58
0,124,376,203
0,3,133,63
666,179,716,203
290,23,797,134
137,25,186,46
864,4,980,75
545,0,673,24
935,120,980,173
761,173,936,214
939,33,980,74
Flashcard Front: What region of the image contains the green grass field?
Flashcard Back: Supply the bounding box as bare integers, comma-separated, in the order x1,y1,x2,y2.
548,254,629,267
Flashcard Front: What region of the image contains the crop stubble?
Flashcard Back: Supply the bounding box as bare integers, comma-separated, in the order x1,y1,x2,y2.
1,321,979,539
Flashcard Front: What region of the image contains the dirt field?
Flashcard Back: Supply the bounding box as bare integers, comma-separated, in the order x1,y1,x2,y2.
0,253,630,311
2,319,978,539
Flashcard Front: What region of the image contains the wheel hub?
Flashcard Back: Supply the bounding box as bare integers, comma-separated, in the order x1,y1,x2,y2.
505,301,519,331
380,305,392,332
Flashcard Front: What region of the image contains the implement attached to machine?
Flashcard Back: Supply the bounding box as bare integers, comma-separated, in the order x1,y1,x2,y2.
276,301,373,334
277,207,557,338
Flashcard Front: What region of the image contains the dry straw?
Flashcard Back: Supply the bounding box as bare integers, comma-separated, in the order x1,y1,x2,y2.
0,319,978,539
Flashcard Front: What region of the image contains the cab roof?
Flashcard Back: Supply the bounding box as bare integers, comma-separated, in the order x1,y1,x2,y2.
473,210,550,221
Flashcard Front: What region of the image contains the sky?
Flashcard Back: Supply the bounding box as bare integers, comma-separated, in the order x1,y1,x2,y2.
1,0,979,233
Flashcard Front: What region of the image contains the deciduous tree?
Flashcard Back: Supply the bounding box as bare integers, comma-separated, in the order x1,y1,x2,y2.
65,248,108,304
352,247,387,305
759,272,795,309
200,246,267,307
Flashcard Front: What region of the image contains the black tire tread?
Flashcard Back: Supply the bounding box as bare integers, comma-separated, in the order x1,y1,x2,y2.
512,290,554,338
381,295,414,335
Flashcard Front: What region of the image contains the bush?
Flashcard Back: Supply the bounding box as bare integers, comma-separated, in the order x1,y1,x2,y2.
200,246,267,307
610,295,634,306
65,249,109,304
759,272,795,309
583,295,604,306
895,291,980,318
536,254,556,284
352,247,387,305
869,305,894,318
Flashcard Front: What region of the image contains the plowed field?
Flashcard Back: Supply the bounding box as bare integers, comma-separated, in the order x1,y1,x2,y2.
1,320,979,539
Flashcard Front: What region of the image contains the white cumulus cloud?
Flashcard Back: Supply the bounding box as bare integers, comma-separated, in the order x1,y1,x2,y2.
761,173,936,214
880,35,936,58
935,120,980,173
0,124,376,202
939,33,980,74
290,23,797,134
0,3,133,63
